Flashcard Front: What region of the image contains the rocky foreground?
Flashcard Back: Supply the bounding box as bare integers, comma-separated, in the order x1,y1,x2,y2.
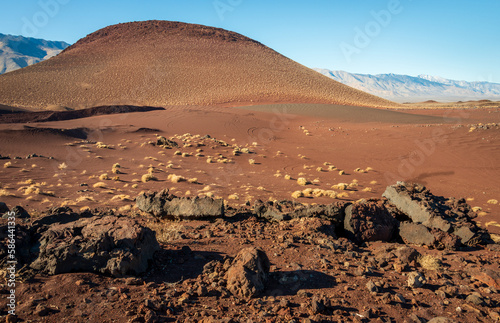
1,183,499,322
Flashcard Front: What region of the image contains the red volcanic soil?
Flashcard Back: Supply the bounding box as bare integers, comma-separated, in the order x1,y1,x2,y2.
0,104,497,232
0,104,499,322
0,20,397,110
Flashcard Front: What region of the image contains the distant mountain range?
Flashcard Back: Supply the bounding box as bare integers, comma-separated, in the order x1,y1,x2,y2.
314,69,500,103
0,33,69,74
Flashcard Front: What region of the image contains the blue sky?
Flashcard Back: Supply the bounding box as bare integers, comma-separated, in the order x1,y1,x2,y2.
1,0,499,83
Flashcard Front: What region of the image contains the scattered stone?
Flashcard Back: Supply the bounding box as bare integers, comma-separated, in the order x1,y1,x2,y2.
366,280,379,293
225,247,270,299
344,199,397,242
408,272,426,288
466,293,484,306
136,189,224,219
427,317,454,323
472,269,500,289
394,246,420,266
30,215,159,276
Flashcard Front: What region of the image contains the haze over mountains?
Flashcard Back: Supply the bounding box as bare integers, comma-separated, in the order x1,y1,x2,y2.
315,69,500,103
0,21,395,110
0,33,69,74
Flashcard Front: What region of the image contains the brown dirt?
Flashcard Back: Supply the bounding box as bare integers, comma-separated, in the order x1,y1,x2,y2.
0,20,398,110
0,104,499,322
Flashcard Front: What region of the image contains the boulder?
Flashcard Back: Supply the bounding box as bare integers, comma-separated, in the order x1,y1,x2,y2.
253,200,346,226
384,182,487,247
30,215,159,276
0,202,9,215
2,206,30,219
394,246,420,266
136,189,224,219
343,199,397,242
399,222,435,246
225,247,270,299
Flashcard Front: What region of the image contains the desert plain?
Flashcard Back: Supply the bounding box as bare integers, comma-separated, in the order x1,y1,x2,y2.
0,21,499,323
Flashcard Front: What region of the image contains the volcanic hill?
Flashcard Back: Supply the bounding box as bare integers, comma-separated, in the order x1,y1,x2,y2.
0,20,397,110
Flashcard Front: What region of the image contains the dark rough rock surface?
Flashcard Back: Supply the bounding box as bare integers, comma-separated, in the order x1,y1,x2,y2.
30,215,159,276
343,199,397,242
399,222,436,246
155,136,178,148
384,182,489,247
225,247,270,299
253,199,346,226
2,205,30,219
136,189,224,219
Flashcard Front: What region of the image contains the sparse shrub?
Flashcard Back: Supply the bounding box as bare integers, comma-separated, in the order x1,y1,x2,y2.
337,192,349,198
362,187,373,192
228,194,239,200
174,150,182,155
316,167,323,172
248,159,256,165
141,173,156,183
131,184,138,189
472,206,482,212
284,175,291,180
188,178,198,184
291,190,304,199
328,165,336,171
93,182,107,188
354,168,366,173
257,186,266,191
0,189,14,197
182,152,190,157
57,162,67,170
418,255,442,271
370,180,378,185
332,183,348,190
338,170,345,175
297,177,308,186
112,176,120,181
168,174,185,183
99,173,109,180
95,142,110,149
365,167,374,172
206,158,212,164
487,199,498,205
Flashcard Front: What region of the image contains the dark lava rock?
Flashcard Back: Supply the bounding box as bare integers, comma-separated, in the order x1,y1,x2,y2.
156,136,178,148
253,200,346,226
30,215,159,276
399,222,436,246
225,247,270,299
344,199,397,242
136,189,224,219
383,182,487,247
2,206,30,219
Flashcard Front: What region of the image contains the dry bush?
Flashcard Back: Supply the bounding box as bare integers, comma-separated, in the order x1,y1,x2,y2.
168,174,185,183
76,195,96,203
99,173,109,180
95,142,110,149
206,158,213,164
93,182,107,188
316,167,323,172
174,150,182,155
57,162,67,170
362,187,373,192
418,255,442,271
338,170,345,175
332,183,348,190
188,178,198,184
297,177,308,186
370,180,378,185
0,189,14,197
228,194,239,200
141,173,157,183
487,199,498,205
131,184,139,189
291,190,304,199
284,175,292,180
248,159,256,165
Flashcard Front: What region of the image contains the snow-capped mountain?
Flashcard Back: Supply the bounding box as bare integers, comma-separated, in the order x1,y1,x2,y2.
314,69,500,103
0,33,70,74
